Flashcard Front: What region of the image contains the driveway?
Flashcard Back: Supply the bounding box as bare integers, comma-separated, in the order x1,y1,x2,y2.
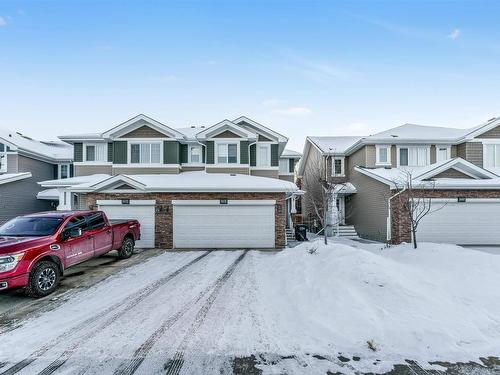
0,250,498,375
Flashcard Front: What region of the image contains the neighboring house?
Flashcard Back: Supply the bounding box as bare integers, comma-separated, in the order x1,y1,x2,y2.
0,129,73,223
41,114,300,249
298,117,500,245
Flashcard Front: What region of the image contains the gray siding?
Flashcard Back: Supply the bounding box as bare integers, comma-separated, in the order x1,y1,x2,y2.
182,166,205,172
112,167,180,175
74,143,83,162
365,145,376,167
457,142,483,167
121,125,168,138
271,144,279,166
163,141,179,164
279,175,294,182
240,141,249,164
430,145,436,164
479,124,500,138
7,154,18,173
432,168,473,179
250,169,279,178
0,155,55,223
113,141,128,164
75,165,112,176
206,141,214,164
205,167,249,174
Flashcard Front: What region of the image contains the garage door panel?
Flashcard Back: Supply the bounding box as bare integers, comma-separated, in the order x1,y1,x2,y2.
173,203,275,248
417,200,500,245
98,203,155,248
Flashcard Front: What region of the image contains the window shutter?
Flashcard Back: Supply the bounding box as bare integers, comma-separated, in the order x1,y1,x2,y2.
240,141,249,164
70,164,74,177
107,142,114,162
113,141,128,164
53,165,58,179
0,143,4,152
271,144,279,167
164,141,180,164
289,159,295,173
74,143,83,162
206,141,214,164
180,144,188,163
250,144,256,166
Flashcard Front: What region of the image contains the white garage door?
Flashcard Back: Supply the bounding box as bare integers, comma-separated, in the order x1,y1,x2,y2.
97,200,155,248
173,200,275,249
417,198,500,245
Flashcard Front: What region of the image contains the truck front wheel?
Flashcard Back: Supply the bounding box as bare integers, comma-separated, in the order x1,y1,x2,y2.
25,261,60,298
118,237,135,259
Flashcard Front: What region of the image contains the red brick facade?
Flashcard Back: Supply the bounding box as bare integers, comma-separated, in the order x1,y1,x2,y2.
85,192,287,249
390,189,500,244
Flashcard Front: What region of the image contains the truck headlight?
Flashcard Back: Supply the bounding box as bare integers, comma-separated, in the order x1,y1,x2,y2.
0,253,24,273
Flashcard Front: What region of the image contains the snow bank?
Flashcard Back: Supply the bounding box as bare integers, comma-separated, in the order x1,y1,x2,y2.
253,240,500,372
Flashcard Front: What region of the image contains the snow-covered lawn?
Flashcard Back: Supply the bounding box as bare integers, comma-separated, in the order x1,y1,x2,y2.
0,240,499,374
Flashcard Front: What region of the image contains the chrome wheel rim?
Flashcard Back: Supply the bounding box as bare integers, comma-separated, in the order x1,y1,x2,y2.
38,268,56,291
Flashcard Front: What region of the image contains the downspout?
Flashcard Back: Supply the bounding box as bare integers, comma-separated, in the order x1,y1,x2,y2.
387,186,406,243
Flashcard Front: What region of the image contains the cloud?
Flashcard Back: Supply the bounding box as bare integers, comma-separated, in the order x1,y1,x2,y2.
275,106,312,116
0,17,7,27
448,28,461,40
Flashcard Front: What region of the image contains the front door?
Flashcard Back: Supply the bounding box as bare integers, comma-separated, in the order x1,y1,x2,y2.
336,196,345,225
61,215,94,266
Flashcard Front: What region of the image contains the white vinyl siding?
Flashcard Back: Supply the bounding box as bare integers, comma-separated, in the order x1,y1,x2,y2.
130,142,161,164
279,159,289,174
436,146,450,163
85,144,107,162
257,144,270,167
217,143,238,164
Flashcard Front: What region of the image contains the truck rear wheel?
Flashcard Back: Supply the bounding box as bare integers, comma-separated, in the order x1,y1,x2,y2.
25,261,60,298
118,237,135,259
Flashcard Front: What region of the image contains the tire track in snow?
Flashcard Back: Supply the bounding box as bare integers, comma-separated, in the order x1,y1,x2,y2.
0,251,211,375
163,250,248,375
111,250,248,375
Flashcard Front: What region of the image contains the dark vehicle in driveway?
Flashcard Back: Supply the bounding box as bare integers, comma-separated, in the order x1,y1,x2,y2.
0,211,141,297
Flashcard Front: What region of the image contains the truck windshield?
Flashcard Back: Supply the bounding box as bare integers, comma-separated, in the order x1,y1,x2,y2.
0,217,64,237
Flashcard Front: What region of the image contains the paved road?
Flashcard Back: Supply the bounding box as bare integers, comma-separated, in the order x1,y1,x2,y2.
0,250,498,375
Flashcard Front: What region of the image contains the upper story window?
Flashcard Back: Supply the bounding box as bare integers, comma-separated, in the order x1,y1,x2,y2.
484,144,500,168
59,164,70,179
189,146,202,163
85,144,107,163
130,142,161,164
376,145,390,166
398,146,429,167
257,144,271,167
217,143,238,164
332,157,345,177
436,146,450,163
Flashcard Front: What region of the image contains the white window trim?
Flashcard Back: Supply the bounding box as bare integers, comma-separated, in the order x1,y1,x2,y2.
214,139,240,165
331,157,345,177
188,145,203,164
435,145,451,163
279,158,293,175
375,145,391,166
83,143,109,164
0,151,6,173
256,143,271,167
396,146,431,167
58,164,71,179
128,141,163,166
482,142,500,168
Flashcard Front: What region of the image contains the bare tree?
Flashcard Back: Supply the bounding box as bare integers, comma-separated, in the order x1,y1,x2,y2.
392,170,445,249
302,154,341,245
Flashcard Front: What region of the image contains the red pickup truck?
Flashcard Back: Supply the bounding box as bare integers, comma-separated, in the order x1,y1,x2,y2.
0,211,141,297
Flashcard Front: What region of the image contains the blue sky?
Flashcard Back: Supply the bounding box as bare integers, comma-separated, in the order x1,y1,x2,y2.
1,0,499,151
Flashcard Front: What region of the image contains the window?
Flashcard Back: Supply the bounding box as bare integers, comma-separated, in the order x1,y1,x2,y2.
332,157,345,176
0,151,6,173
63,216,88,235
189,146,202,163
59,164,70,179
257,144,270,166
87,213,106,230
85,144,107,162
130,143,161,164
436,147,450,163
279,158,289,174
398,147,429,167
484,144,500,168
0,217,64,237
376,146,390,165
217,143,238,164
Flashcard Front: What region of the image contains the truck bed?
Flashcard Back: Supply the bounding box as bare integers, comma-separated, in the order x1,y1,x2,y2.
109,219,136,225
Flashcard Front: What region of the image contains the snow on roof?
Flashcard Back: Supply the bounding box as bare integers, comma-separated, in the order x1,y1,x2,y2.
72,171,298,193
308,136,363,154
39,174,111,187
36,188,59,200
0,129,73,160
0,172,32,185
281,149,302,158
175,127,206,140
366,123,468,141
